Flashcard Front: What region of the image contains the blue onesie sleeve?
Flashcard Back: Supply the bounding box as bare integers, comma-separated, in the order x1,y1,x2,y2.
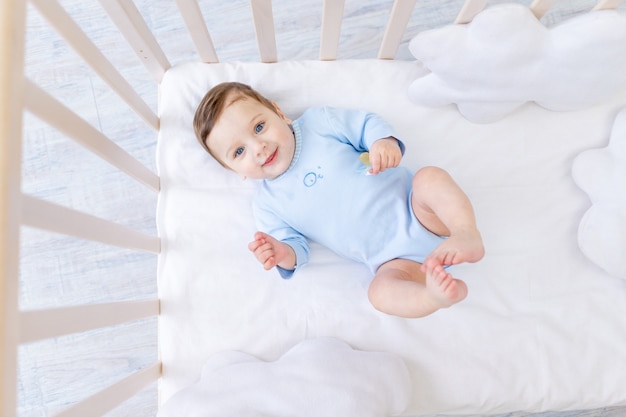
323,107,406,154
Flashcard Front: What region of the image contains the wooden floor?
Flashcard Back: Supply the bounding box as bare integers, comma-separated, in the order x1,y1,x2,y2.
18,0,626,416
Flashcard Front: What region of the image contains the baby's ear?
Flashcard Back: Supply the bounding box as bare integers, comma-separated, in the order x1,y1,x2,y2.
272,102,292,124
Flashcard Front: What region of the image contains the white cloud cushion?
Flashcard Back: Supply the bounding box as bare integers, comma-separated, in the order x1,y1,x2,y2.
572,108,626,279
156,338,411,417
408,4,626,123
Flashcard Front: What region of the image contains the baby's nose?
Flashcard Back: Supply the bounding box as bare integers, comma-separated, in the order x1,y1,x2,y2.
254,140,267,156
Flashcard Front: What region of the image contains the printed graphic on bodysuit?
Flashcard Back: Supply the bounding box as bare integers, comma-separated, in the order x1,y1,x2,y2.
303,167,323,187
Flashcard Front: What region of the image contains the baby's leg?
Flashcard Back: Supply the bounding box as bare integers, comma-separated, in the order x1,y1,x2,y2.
411,166,484,268
368,259,467,318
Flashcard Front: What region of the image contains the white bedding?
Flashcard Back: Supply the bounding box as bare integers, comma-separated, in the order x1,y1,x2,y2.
156,337,412,417
156,59,626,415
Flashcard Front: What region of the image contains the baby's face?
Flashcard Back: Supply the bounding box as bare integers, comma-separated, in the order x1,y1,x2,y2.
207,95,295,180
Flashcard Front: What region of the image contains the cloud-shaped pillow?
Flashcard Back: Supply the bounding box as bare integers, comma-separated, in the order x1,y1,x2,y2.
572,108,626,279
408,5,626,123
157,338,411,417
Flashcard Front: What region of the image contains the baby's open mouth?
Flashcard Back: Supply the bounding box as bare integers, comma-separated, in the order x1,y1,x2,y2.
263,150,277,166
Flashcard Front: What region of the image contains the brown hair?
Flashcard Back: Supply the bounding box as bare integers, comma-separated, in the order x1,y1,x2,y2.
193,82,277,163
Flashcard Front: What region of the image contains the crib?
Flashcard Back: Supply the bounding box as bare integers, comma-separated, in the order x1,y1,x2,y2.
3,0,626,416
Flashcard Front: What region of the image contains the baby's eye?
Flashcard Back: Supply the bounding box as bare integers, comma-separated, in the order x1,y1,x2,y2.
234,147,244,157
255,122,264,134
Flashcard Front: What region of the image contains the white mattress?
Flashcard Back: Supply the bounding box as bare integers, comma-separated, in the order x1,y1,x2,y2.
156,60,626,415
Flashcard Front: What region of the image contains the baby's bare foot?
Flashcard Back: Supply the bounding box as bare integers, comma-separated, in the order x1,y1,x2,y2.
424,228,484,269
425,262,468,307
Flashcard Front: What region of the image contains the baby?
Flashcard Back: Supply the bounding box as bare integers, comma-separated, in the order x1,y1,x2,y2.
193,82,484,318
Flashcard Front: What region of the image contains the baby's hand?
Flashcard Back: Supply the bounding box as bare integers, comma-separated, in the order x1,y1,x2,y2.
248,232,295,271
368,137,402,175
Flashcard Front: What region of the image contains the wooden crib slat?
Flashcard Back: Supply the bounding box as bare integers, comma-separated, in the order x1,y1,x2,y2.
593,0,625,10
250,0,278,63
454,0,487,23
319,0,345,60
97,0,171,83
29,0,159,131
529,0,559,18
53,362,161,417
176,0,219,63
19,300,159,344
0,0,25,415
23,79,160,193
21,194,161,254
378,0,417,59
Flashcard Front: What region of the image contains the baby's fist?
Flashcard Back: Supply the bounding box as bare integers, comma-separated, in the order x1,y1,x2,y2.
369,137,402,174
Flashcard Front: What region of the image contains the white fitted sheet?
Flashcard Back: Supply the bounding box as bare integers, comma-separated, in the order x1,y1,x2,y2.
156,60,626,415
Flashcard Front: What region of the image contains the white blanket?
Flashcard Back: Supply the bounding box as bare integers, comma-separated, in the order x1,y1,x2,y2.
156,59,626,415
156,338,411,417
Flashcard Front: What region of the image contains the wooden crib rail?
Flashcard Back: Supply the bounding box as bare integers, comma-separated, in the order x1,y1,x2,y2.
22,80,160,193
29,0,160,130
379,0,417,59
18,299,160,416
320,0,345,60
20,195,160,253
2,0,163,415
593,0,625,9
19,300,159,344
251,0,279,63
54,362,161,417
97,0,171,83
18,298,160,417
455,0,488,23
176,0,219,63
140,0,626,65
0,0,26,414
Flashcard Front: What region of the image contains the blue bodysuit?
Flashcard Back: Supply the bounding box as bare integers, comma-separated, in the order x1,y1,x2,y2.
252,107,445,278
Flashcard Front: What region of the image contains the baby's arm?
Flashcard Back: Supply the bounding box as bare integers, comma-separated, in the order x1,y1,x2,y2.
368,137,402,175
248,231,297,271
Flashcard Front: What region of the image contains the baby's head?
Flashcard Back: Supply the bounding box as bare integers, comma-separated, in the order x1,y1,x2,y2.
193,82,295,180
194,82,276,160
